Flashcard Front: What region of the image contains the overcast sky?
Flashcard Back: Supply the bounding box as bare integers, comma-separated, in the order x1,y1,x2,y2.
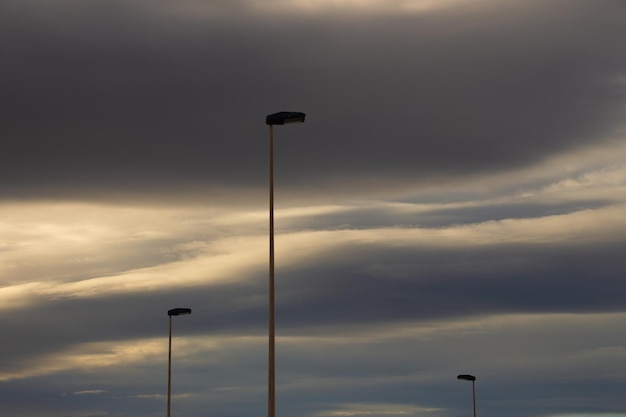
1,1,626,417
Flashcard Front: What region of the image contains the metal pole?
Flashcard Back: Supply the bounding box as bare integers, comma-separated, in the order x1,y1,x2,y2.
472,379,476,417
167,315,172,417
268,124,275,417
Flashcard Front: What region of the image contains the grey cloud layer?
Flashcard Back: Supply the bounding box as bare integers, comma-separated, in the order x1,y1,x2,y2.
2,0,624,200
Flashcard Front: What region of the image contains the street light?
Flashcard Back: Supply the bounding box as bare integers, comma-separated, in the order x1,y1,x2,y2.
265,111,306,417
167,308,192,417
457,374,477,417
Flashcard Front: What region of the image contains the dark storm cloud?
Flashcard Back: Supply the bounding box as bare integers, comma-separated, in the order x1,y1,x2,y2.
2,0,624,200
0,280,267,366
272,239,626,332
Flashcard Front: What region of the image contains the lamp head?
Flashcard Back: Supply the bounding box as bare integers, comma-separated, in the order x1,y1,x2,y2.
266,111,306,125
457,374,476,381
168,308,192,316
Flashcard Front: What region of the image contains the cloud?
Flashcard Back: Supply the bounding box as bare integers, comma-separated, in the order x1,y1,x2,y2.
317,402,445,417
1,1,625,416
73,390,107,395
1,0,624,200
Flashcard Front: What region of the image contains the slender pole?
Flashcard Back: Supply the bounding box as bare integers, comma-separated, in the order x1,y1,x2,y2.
167,315,173,417
472,380,476,417
268,124,275,417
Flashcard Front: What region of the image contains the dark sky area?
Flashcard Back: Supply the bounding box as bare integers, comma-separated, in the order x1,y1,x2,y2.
1,1,626,417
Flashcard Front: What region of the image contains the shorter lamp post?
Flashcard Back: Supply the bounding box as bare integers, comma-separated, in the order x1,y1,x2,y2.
457,374,476,417
168,308,192,417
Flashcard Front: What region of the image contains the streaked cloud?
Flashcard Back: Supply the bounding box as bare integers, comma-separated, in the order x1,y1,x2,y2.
73,390,107,395
317,402,445,417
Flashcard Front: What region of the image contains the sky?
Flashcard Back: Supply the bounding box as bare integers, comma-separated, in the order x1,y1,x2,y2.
1,0,626,416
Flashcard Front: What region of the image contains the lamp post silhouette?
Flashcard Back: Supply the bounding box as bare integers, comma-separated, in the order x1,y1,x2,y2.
167,308,192,417
265,111,306,417
457,374,477,417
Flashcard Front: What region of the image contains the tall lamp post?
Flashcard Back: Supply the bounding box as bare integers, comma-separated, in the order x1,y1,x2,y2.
265,111,306,417
457,374,477,417
167,308,192,417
